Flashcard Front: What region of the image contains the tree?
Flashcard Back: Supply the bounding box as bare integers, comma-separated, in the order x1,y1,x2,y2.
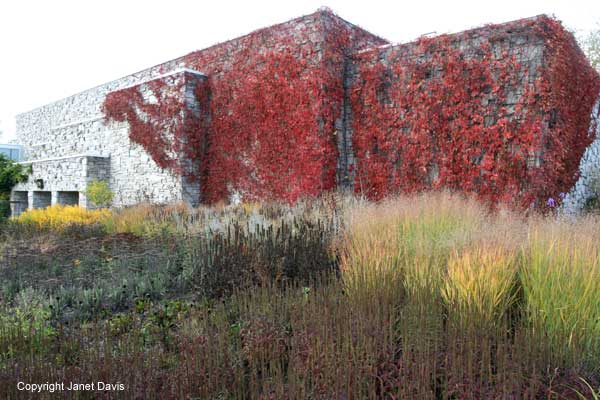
85,179,114,208
0,154,29,218
580,22,600,72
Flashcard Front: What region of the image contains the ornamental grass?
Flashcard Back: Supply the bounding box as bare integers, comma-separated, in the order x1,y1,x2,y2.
2,192,600,398
442,246,519,330
522,218,600,370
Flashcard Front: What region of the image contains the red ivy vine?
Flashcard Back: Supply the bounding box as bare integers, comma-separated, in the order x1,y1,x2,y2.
182,10,383,203
101,11,599,208
350,16,600,208
202,50,329,202
102,72,210,182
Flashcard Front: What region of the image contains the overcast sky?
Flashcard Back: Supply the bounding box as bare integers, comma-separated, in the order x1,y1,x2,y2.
0,0,598,141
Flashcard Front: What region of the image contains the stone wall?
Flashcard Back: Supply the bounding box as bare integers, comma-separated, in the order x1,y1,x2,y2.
13,9,384,208
178,9,386,202
16,59,183,155
562,97,600,213
12,10,598,211
14,69,205,209
12,154,109,209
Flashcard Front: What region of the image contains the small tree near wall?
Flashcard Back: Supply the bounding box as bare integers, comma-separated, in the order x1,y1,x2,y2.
0,154,29,219
580,22,600,71
85,180,114,208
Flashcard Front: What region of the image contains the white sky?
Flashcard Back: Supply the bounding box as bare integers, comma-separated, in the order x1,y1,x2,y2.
0,0,598,141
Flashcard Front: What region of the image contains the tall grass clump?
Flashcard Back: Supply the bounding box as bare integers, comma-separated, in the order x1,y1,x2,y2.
442,246,519,330
340,191,486,301
101,202,189,236
176,217,338,298
101,197,340,238
522,218,600,370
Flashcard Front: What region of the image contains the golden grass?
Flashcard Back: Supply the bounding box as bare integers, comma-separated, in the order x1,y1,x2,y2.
341,191,600,368
101,202,190,236
443,246,518,328
341,191,487,299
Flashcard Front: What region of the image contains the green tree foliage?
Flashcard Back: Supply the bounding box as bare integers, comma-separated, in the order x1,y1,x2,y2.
0,154,29,218
85,179,114,208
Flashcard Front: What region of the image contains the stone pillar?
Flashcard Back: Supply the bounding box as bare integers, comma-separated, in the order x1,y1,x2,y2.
80,192,89,209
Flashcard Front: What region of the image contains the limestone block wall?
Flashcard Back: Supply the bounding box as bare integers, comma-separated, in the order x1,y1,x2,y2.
562,98,600,213
102,70,206,206
178,9,386,202
12,9,597,210
11,154,110,210
16,57,184,155
13,9,384,208
14,67,204,209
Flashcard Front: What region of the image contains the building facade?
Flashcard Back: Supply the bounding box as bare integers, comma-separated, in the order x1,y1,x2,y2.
10,9,600,215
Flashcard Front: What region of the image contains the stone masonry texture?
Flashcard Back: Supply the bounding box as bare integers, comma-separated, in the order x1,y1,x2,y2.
10,9,600,213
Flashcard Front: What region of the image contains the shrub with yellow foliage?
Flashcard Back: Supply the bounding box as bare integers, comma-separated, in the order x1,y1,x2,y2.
14,204,110,231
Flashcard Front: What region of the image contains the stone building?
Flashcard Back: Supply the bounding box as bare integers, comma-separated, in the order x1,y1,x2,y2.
10,9,600,214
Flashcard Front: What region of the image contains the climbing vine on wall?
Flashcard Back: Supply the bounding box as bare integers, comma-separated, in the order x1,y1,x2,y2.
102,10,385,204
102,73,210,182
181,11,382,203
202,50,331,203
102,10,377,204
351,36,536,204
102,11,598,208
530,17,600,208
350,16,600,208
